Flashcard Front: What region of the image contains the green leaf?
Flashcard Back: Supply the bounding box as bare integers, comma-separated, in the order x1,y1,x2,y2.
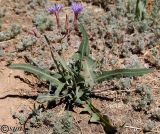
72,52,81,61
64,74,72,81
52,73,62,79
76,87,84,99
44,35,73,76
86,100,117,134
9,64,64,90
74,87,84,105
37,93,62,103
81,105,92,113
90,113,100,123
54,52,72,73
96,68,153,82
80,57,96,87
78,24,89,59
44,35,61,72
138,1,144,19
135,0,147,20
86,56,96,69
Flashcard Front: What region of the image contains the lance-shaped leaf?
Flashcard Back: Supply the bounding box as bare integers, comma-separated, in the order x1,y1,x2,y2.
44,35,73,76
86,100,117,134
74,87,84,105
80,57,96,88
96,68,153,82
90,113,100,123
78,24,89,59
54,52,73,74
9,64,64,89
135,0,147,20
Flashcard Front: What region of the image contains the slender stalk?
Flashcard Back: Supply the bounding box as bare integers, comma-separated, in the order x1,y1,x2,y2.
74,13,79,31
55,13,61,29
65,14,70,35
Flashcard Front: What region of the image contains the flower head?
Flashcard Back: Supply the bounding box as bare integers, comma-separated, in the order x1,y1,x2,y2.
71,2,83,14
48,4,64,14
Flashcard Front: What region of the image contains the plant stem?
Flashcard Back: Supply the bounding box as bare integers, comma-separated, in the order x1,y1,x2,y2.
74,13,79,31
65,14,70,35
55,13,60,29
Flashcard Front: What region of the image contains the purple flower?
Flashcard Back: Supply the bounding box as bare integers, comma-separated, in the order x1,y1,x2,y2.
71,2,83,14
48,4,64,14
48,4,64,29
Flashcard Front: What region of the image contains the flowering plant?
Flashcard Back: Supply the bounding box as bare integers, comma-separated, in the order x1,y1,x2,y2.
9,3,153,133
71,2,84,30
48,4,64,28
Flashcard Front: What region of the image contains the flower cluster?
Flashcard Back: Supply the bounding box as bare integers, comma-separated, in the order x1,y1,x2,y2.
71,2,83,14
48,4,64,29
48,4,64,14
48,2,83,30
71,3,83,30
